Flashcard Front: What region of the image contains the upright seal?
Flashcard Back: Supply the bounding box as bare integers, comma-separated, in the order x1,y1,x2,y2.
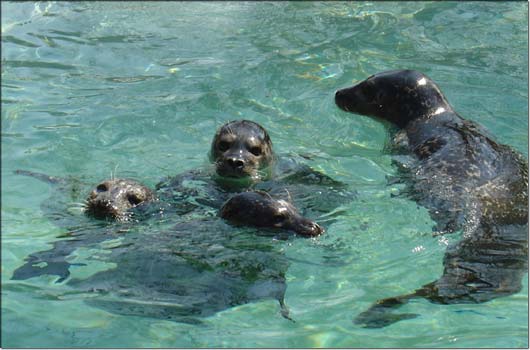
335,69,528,327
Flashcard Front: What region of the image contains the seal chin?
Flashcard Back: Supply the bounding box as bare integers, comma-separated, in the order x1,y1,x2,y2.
335,87,371,116
215,165,269,184
216,166,251,179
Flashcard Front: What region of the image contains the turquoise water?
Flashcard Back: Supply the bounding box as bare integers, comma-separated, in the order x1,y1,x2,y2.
2,1,528,348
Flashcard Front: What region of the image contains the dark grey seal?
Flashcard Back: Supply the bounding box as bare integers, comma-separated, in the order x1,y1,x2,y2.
335,69,528,327
11,172,293,323
65,217,292,324
220,191,324,237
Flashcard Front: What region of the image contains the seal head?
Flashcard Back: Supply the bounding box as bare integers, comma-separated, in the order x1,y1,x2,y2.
220,191,323,237
85,179,155,221
210,120,274,181
335,69,452,128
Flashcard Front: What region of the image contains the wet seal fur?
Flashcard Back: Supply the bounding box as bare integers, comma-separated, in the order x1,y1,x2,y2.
15,170,155,222
335,69,528,327
85,178,155,221
12,171,156,282
220,191,324,237
12,171,293,323
157,119,353,219
210,120,274,183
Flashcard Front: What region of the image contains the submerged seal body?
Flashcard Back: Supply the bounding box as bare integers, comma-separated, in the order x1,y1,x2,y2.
12,171,292,322
335,70,528,327
220,191,324,237
12,171,157,282
67,217,291,323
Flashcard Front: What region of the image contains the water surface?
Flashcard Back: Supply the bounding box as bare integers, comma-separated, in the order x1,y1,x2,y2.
2,2,528,348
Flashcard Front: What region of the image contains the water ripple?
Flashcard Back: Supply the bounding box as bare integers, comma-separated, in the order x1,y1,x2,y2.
3,60,76,70
104,75,164,83
2,35,40,48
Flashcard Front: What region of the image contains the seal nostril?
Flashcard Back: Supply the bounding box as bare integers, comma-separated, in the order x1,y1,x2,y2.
227,158,244,169
312,223,324,235
127,194,141,206
96,184,108,193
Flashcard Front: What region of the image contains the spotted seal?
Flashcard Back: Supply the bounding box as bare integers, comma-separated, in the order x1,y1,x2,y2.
220,191,324,237
210,119,274,182
85,178,155,221
15,170,155,222
12,171,293,323
157,119,353,221
335,69,528,327
12,170,157,282
65,215,292,323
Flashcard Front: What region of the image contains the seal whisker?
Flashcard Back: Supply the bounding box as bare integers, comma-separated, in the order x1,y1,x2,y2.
111,164,120,180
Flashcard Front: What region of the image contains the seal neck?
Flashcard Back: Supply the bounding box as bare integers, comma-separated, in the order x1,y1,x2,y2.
396,92,454,129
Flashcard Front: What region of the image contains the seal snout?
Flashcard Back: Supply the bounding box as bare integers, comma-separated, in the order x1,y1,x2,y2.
334,89,348,111
335,87,359,113
295,220,324,237
335,89,346,99
226,157,245,169
222,156,247,176
217,158,248,178
85,179,154,221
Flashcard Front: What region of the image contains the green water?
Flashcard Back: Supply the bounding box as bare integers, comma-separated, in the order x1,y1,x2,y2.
2,1,528,348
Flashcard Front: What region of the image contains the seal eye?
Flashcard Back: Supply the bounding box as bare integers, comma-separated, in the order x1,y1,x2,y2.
96,184,108,193
273,213,286,224
127,194,142,206
250,146,262,156
218,141,231,152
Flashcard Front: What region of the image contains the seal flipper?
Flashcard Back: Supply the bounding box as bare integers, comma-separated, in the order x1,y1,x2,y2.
11,259,84,283
14,169,63,185
353,293,419,328
355,221,528,328
11,238,88,283
11,228,118,283
279,297,295,322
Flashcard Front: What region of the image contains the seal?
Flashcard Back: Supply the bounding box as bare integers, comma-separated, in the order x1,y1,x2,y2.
12,171,156,283
209,119,274,182
158,119,352,214
15,170,155,222
85,178,155,221
335,69,528,327
220,191,324,237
